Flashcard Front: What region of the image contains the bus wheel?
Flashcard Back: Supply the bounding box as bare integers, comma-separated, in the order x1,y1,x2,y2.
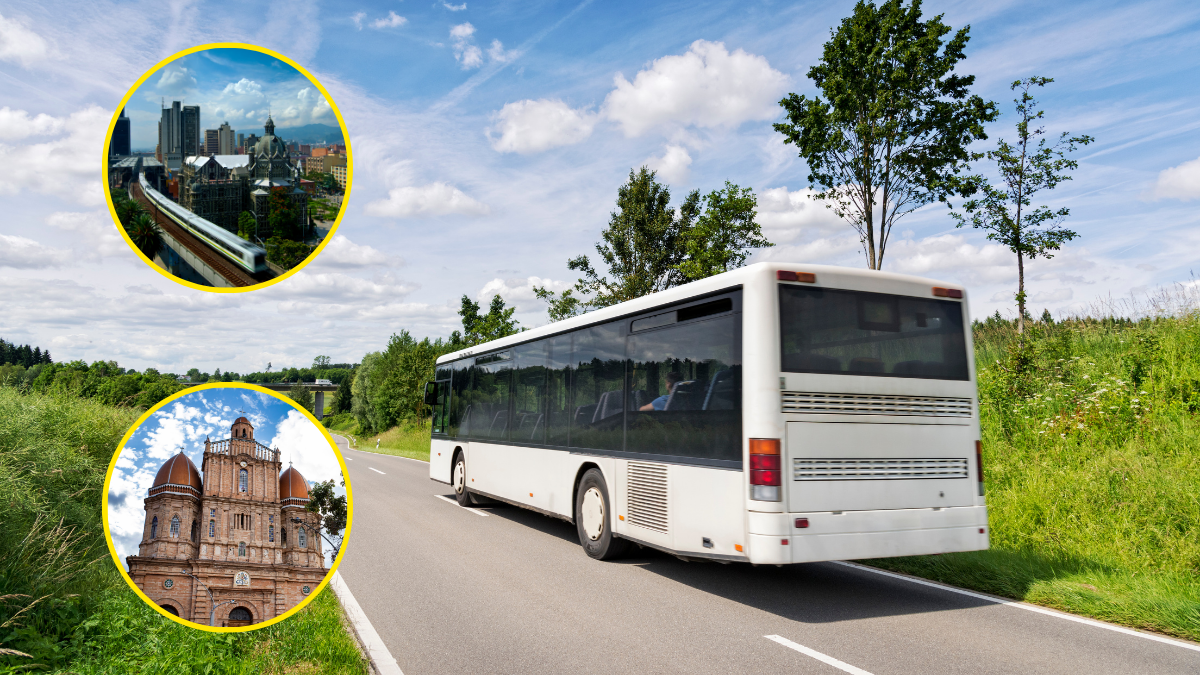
575,469,628,560
453,452,474,507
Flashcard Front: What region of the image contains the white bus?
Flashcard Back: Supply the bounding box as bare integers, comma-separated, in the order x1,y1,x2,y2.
427,262,987,564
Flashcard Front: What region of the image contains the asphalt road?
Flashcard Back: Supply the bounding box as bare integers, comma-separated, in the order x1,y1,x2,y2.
331,436,1199,675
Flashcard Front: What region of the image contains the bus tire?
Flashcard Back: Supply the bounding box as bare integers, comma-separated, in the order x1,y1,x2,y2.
575,469,628,560
453,451,474,507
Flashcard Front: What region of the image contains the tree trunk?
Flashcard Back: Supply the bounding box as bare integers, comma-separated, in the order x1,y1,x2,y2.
1016,249,1026,340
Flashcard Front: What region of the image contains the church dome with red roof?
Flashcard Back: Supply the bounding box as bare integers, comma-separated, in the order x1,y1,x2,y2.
149,452,202,497
279,465,310,502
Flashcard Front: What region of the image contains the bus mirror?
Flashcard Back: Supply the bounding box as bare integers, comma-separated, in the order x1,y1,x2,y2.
423,382,438,406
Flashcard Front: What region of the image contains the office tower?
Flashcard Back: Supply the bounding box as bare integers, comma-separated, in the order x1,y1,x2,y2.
205,129,219,156
111,107,131,156
217,121,235,155
181,105,201,158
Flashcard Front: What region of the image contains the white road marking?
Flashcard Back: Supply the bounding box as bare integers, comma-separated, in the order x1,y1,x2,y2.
329,572,405,675
765,635,873,675
833,561,1200,653
434,494,490,516
369,468,385,475
345,457,353,461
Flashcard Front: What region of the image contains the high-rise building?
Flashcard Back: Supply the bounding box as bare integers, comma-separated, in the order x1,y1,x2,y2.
204,129,219,156
159,101,181,169
111,107,131,156
181,105,201,158
237,133,245,151
217,121,236,155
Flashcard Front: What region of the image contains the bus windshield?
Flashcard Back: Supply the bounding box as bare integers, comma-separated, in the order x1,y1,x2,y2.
779,285,968,380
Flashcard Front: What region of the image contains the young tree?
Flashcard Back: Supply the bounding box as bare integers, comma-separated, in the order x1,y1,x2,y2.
305,479,348,559
332,368,355,414
458,295,521,346
237,211,256,240
126,213,163,259
677,181,773,281
951,77,1093,338
268,189,300,240
313,355,332,369
287,382,314,412
773,0,997,270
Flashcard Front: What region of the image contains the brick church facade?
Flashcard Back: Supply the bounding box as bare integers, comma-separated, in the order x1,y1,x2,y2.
126,417,326,627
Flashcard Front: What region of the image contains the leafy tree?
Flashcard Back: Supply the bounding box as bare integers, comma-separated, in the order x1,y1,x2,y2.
458,295,521,347
313,355,332,369
332,368,354,414
351,352,380,431
126,213,163,259
677,181,773,281
265,236,311,270
951,77,1093,338
305,479,348,559
237,211,256,240
115,197,144,227
268,189,301,240
773,0,998,270
287,382,314,412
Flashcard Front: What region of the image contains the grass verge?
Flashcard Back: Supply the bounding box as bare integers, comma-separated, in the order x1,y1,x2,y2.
328,418,430,463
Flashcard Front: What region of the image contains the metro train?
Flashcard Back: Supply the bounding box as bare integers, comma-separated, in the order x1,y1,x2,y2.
137,173,268,274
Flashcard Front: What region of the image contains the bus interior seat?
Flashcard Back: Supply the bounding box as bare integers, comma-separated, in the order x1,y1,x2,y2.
702,370,736,410
489,410,509,436
593,390,624,422
527,414,544,441
573,404,597,427
849,357,885,374
664,381,699,411
630,389,649,410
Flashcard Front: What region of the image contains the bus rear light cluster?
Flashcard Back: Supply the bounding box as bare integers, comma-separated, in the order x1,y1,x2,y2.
777,270,816,283
749,438,781,502
795,518,809,528
976,440,985,496
932,287,964,298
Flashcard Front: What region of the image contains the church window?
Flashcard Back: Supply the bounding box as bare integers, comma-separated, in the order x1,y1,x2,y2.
239,468,247,492
238,542,246,556
269,525,274,542
150,516,158,539
210,509,215,517
170,516,180,537
281,527,287,546
298,526,307,548
191,520,198,542
209,520,215,537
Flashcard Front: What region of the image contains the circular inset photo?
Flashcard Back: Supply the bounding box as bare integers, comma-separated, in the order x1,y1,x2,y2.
103,44,351,292
102,384,352,630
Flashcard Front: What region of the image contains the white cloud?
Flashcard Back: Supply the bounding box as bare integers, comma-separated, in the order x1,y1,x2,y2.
0,13,49,67
645,144,693,184
887,234,1016,285
477,275,569,311
1149,155,1200,201
0,234,71,268
46,210,128,258
603,40,788,137
371,11,407,29
756,186,846,244
488,99,596,154
311,235,395,269
364,182,490,218
0,106,65,140
155,62,197,95
0,105,108,206
451,23,483,69
265,410,343,488
488,39,517,63
351,12,366,30
268,271,417,302
443,2,467,10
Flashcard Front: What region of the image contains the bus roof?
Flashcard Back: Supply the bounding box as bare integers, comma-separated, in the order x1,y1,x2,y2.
437,262,967,365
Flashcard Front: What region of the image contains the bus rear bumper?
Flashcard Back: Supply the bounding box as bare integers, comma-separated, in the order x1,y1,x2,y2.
745,505,989,565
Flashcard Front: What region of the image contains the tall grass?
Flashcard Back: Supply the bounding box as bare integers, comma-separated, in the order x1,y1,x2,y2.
0,387,367,673
869,310,1200,641
328,417,430,462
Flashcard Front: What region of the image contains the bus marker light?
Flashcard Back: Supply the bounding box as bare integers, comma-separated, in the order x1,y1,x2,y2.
777,270,816,283
932,287,964,298
619,515,624,521
781,539,789,545
735,544,743,552
749,438,780,455
795,518,809,528
979,528,985,534
529,493,533,497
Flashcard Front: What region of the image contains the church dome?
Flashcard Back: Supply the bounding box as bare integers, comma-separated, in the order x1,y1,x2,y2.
150,452,202,492
254,116,288,158
234,416,250,425
279,466,310,501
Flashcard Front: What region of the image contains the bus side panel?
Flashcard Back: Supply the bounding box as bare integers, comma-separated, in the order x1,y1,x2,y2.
612,458,672,551
429,438,456,484
670,464,744,558
470,443,578,519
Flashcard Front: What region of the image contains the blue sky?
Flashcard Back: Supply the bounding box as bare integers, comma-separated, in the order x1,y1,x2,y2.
1,0,1198,374
106,388,346,568
123,48,337,150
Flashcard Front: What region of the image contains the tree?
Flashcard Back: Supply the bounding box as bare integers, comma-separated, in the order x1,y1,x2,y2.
268,189,301,240
237,211,256,240
287,382,314,412
126,212,163,259
458,295,520,347
332,368,354,414
951,77,1093,338
313,355,332,369
773,0,997,270
677,181,773,281
306,479,348,559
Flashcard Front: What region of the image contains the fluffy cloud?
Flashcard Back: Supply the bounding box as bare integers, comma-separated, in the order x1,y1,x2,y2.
477,276,570,311
363,182,490,218
0,106,65,139
311,235,395,269
887,234,1017,285
443,2,467,10
645,144,693,184
451,23,483,70
0,233,71,268
0,13,49,67
603,40,788,137
351,12,366,30
371,11,407,29
155,62,197,95
45,210,128,258
0,105,108,206
267,270,417,302
488,39,517,63
756,186,846,244
488,99,596,154
1149,155,1200,201
264,410,343,485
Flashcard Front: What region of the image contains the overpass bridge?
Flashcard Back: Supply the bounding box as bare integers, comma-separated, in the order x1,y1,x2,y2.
255,382,339,420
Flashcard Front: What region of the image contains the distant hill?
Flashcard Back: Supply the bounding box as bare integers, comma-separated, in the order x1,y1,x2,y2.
239,123,345,146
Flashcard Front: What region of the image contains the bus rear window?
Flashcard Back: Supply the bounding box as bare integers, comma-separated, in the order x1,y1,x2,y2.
779,286,968,380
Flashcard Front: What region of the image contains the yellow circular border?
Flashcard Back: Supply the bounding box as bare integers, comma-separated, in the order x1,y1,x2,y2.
101,43,353,293
101,382,355,632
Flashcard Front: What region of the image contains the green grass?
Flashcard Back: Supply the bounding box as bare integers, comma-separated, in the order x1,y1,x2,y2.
328,418,430,462
0,387,368,673
866,314,1200,642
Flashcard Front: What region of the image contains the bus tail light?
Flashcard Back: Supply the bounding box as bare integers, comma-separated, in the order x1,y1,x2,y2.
933,286,964,298
975,440,985,496
749,438,781,502
777,270,816,283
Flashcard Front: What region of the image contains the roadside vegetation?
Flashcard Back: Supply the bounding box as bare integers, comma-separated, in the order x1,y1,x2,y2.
869,300,1200,642
0,387,367,673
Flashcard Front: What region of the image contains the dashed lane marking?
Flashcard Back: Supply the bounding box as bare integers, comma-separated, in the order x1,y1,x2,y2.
434,494,490,516
369,468,385,475
765,635,873,675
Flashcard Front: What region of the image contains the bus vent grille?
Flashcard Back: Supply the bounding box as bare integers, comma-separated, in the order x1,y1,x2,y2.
782,392,973,417
627,462,668,533
794,458,970,481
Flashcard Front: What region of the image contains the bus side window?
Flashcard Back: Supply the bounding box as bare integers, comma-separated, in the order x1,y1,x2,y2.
512,341,549,444
545,334,572,447
569,322,625,452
